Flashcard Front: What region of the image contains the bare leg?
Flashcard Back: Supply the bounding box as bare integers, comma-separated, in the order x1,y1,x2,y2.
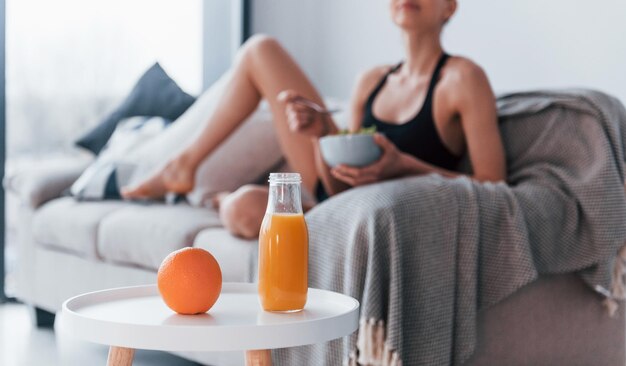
211,191,232,210
122,35,325,199
218,185,269,240
217,184,316,239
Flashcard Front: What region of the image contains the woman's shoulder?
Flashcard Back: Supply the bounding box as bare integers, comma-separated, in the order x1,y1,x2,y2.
360,64,395,79
357,65,395,87
442,55,490,86
439,55,496,111
352,64,396,101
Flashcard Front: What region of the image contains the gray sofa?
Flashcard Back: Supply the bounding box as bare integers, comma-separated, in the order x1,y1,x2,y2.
8,157,625,366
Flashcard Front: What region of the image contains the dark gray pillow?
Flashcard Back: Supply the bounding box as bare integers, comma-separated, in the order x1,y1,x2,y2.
75,63,195,155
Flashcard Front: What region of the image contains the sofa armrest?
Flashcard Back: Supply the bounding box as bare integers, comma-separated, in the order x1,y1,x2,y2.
4,156,92,209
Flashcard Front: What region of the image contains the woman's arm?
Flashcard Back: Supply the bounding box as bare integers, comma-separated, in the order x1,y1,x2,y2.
449,61,505,182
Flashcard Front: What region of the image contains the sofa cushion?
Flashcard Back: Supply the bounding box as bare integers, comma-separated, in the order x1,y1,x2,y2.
5,156,92,209
193,228,258,283
97,204,221,270
32,197,128,259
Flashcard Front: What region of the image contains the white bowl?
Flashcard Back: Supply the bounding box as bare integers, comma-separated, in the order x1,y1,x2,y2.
319,134,382,168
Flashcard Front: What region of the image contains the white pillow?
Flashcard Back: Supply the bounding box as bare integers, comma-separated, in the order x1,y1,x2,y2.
70,117,167,200
184,105,284,207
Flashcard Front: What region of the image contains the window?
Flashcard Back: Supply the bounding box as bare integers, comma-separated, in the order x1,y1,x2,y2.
7,0,202,156
4,0,202,295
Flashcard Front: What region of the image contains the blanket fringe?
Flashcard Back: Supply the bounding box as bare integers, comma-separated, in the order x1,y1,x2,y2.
346,317,402,366
604,245,626,317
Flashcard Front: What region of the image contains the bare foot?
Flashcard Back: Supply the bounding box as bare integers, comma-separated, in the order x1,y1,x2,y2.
121,173,167,199
122,154,198,200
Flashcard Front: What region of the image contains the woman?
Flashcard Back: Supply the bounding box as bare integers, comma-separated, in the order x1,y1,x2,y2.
123,0,506,239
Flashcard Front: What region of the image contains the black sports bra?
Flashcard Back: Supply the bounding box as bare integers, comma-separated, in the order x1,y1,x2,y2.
362,53,462,171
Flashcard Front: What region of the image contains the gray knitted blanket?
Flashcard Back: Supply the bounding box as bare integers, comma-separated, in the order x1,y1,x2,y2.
275,90,626,365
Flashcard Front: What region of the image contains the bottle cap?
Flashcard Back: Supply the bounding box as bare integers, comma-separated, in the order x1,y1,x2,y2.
268,172,302,184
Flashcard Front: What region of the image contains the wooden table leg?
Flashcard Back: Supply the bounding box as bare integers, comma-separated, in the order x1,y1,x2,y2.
107,346,135,366
245,349,272,366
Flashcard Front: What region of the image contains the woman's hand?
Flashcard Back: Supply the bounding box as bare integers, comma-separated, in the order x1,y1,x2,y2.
278,90,332,138
331,133,416,186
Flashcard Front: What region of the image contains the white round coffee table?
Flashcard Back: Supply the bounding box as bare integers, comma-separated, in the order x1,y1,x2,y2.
57,283,359,366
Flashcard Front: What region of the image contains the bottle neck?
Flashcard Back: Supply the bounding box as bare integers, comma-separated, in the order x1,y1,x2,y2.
266,182,303,215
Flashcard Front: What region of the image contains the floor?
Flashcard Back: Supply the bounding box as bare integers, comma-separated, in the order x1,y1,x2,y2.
0,303,203,366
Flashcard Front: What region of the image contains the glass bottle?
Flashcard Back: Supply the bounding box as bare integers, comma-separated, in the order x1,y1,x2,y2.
258,173,308,312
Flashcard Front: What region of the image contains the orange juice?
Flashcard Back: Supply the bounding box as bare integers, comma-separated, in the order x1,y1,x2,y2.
258,213,308,312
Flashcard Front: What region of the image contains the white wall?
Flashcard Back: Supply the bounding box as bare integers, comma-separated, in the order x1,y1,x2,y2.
252,0,626,103
203,0,244,89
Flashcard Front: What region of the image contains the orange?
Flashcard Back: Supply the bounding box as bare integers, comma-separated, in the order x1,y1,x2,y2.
157,247,222,315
